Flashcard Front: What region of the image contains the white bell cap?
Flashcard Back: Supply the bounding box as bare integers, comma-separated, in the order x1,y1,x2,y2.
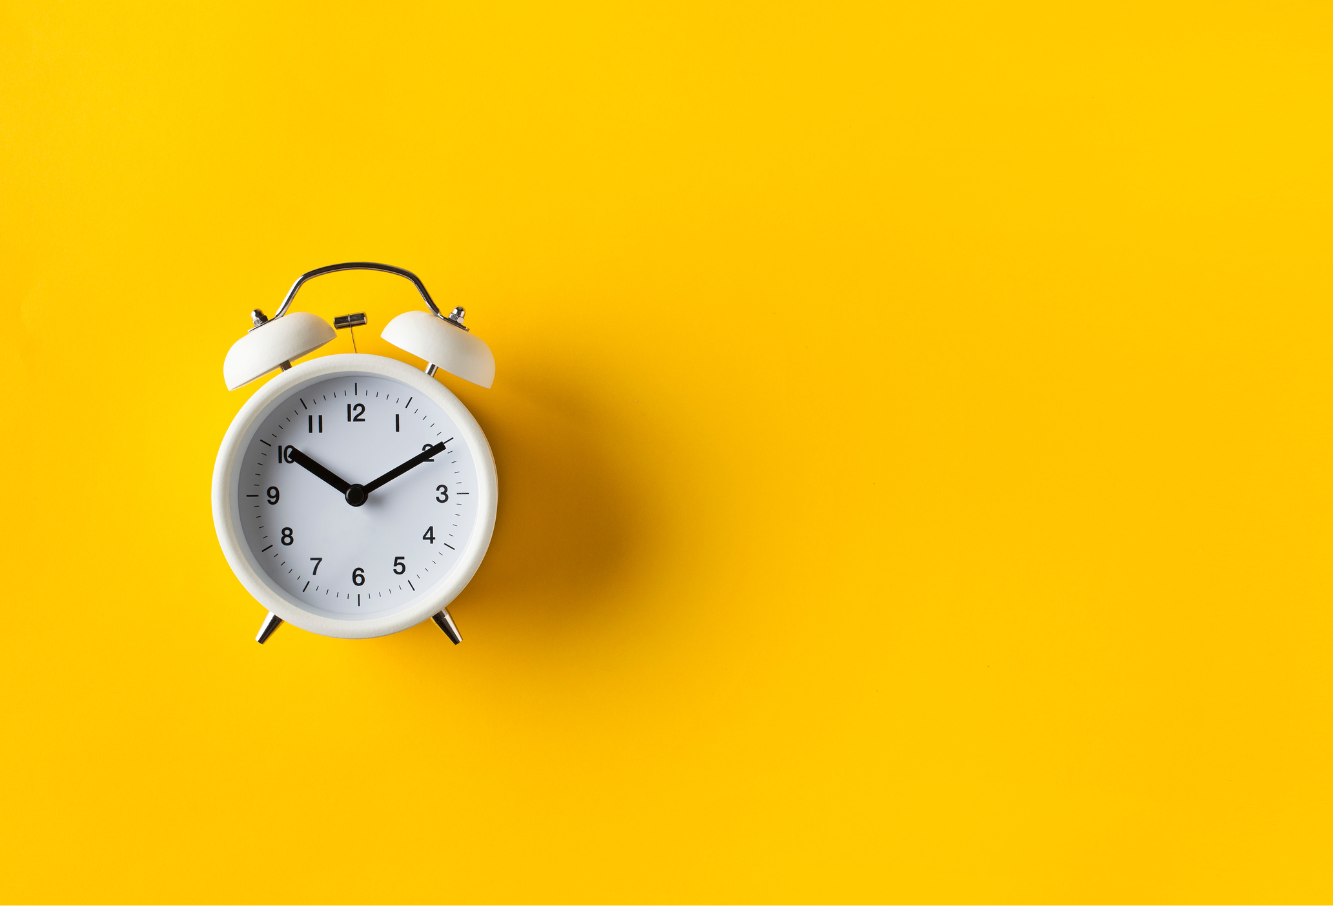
382,310,495,388
222,312,336,390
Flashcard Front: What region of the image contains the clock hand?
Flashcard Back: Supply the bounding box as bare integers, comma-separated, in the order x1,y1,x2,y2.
362,442,448,495
285,446,352,494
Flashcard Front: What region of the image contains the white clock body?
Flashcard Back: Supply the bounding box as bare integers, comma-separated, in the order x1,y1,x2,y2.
212,354,498,639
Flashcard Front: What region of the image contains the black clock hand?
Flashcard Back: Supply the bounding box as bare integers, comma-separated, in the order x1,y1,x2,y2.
286,446,352,494
363,442,447,495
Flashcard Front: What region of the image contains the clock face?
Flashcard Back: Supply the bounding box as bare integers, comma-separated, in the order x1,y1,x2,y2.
235,372,482,618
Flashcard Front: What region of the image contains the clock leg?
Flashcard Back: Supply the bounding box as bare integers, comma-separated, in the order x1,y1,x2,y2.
432,609,462,644
255,612,283,644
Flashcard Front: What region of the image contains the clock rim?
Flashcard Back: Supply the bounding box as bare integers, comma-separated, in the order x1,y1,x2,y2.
211,353,498,639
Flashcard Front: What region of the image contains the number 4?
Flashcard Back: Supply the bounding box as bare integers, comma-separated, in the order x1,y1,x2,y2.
423,526,435,543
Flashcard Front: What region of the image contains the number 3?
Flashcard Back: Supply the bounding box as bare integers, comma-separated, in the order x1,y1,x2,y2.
436,484,449,502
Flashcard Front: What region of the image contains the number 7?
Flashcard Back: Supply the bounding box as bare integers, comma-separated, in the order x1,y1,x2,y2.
310,557,322,575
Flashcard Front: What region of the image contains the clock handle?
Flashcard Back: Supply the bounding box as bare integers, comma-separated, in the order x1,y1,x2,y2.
274,262,444,320
432,609,463,645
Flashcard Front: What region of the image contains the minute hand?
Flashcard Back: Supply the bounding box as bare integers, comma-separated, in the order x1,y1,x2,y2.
363,442,447,495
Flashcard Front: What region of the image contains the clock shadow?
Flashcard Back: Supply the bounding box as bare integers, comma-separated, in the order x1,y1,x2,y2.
431,365,652,645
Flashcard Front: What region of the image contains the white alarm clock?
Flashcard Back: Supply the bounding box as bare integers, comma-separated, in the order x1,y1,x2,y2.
211,263,498,645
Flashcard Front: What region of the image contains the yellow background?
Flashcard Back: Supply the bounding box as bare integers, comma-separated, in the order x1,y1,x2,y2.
1,0,1331,901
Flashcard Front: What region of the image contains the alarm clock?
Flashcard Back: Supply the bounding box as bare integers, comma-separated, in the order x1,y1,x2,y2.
211,263,498,645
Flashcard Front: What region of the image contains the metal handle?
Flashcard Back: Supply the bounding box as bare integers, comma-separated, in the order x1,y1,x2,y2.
273,262,442,320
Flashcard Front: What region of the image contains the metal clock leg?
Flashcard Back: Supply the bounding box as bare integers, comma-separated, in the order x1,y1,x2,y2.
432,609,462,644
255,612,283,644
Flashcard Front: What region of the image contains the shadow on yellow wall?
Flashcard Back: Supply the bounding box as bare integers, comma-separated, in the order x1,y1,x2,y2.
456,365,651,643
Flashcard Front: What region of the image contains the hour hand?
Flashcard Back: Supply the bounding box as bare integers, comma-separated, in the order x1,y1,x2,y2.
286,446,352,494
363,442,447,494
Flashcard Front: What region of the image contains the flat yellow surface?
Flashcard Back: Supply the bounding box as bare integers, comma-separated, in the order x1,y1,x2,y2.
2,0,1331,902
